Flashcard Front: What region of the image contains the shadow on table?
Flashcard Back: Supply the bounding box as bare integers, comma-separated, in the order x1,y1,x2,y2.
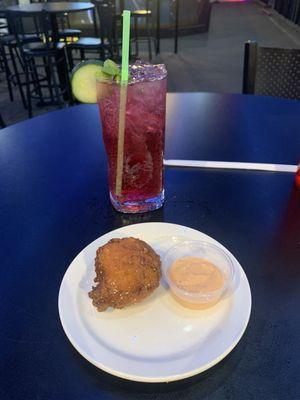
111,205,166,229
68,330,249,397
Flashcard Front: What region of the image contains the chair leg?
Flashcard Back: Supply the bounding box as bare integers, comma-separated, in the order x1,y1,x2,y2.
66,14,71,29
15,46,25,71
146,15,152,60
112,19,120,60
30,57,44,105
0,43,14,102
80,49,85,61
0,50,3,71
66,45,74,70
48,56,62,108
24,61,32,118
8,45,27,109
43,56,54,103
134,16,139,57
109,44,114,59
242,41,257,95
0,113,6,129
62,50,73,105
60,14,65,30
92,8,98,37
100,45,105,60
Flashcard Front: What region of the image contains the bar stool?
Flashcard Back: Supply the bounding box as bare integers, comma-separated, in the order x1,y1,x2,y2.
7,10,71,118
131,0,155,60
44,0,83,42
58,17,82,42
0,22,42,108
66,1,120,68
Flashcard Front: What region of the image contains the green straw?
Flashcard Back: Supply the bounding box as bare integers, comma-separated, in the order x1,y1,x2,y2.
121,10,131,83
115,10,131,197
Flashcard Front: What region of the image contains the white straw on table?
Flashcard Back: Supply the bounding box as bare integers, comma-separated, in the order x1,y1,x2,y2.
163,159,297,173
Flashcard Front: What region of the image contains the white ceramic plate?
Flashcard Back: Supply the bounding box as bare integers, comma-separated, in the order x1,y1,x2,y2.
58,222,251,383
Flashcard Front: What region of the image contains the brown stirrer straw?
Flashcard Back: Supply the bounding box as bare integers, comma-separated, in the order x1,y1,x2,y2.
115,10,131,197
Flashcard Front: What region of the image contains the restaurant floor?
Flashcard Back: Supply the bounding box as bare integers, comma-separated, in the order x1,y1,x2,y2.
1,0,299,126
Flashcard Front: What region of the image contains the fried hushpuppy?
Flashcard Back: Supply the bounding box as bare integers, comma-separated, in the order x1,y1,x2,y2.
89,237,161,311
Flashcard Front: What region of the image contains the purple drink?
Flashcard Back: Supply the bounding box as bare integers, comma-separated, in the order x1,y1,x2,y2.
97,61,167,213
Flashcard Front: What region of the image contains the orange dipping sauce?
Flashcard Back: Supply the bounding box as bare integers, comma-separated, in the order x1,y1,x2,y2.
168,257,225,309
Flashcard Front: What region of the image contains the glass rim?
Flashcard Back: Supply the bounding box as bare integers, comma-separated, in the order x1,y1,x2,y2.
96,75,167,86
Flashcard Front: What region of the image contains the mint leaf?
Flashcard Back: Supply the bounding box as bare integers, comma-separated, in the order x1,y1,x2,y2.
102,59,120,78
95,69,112,81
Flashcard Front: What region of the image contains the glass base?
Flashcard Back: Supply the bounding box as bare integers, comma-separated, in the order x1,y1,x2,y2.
110,190,164,214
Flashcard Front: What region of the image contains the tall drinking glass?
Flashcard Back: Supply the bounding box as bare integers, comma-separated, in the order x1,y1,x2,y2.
97,62,167,213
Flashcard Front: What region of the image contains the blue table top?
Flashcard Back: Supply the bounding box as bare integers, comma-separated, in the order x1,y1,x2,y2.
1,93,300,399
3,92,300,163
165,93,300,164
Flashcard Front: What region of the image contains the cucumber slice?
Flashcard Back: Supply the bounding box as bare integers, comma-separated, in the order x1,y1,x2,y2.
71,60,108,104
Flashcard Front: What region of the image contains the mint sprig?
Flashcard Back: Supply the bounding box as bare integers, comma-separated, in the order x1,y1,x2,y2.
102,59,120,81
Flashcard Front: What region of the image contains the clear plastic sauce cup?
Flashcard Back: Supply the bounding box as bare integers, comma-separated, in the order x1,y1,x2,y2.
162,241,235,309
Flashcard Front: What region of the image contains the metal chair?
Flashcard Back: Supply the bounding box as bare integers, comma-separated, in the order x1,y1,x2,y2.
7,9,71,118
243,41,300,100
0,11,42,108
